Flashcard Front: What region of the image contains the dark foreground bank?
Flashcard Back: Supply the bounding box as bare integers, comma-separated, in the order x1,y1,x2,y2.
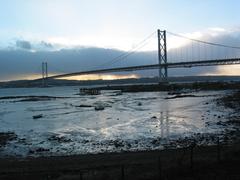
0,144,240,180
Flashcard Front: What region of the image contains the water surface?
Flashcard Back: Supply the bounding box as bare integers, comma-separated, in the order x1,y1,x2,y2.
0,86,230,156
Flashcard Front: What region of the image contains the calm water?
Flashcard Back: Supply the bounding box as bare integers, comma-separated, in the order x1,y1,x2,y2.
0,86,231,157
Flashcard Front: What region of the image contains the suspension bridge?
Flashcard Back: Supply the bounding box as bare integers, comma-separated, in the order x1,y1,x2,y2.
40,29,240,85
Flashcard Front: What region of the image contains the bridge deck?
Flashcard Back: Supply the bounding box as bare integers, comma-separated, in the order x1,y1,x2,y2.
45,58,240,79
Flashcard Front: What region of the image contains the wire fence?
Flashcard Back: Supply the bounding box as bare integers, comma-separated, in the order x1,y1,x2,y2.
0,138,240,180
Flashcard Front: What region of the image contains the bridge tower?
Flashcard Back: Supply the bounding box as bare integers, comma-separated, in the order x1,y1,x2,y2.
157,29,168,82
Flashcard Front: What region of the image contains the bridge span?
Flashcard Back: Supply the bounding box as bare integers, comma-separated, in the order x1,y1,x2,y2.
38,29,240,85
47,58,240,79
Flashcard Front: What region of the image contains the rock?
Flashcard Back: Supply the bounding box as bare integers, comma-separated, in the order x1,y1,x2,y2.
33,114,43,119
151,139,159,145
165,94,197,99
0,132,17,147
29,147,49,154
29,150,34,154
137,102,142,106
76,104,93,108
95,105,105,111
94,101,108,111
126,143,131,148
82,140,89,143
48,135,72,143
35,147,49,152
113,140,124,148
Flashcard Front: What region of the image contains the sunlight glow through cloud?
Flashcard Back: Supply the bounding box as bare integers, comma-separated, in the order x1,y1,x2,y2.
57,74,139,81
203,65,240,76
1,73,139,82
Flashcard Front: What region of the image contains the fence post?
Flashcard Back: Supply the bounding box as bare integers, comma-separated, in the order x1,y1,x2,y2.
190,140,196,170
79,172,83,180
121,165,125,180
217,137,221,162
190,146,193,169
158,156,162,180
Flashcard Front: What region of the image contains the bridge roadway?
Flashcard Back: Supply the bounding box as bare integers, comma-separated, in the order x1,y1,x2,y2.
46,58,240,79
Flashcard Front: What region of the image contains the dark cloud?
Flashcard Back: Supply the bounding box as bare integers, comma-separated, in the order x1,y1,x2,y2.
0,46,217,81
0,48,157,81
1,29,240,81
16,40,31,50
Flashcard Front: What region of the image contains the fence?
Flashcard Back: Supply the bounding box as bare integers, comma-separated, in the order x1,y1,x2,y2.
1,138,240,180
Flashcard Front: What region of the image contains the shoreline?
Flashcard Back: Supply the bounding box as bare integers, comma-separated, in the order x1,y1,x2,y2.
1,76,240,89
92,81,240,92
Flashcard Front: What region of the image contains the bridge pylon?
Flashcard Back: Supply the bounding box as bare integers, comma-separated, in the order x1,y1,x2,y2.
157,29,168,82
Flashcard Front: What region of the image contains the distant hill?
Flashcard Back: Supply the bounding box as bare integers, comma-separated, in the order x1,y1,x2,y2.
0,76,240,88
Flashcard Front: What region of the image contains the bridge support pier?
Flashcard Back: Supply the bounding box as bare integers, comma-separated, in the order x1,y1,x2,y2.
157,29,168,83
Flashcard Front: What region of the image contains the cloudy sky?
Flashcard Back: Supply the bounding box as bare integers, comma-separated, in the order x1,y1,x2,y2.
0,0,240,81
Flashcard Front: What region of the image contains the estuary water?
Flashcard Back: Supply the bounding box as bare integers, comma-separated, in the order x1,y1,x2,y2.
0,86,231,157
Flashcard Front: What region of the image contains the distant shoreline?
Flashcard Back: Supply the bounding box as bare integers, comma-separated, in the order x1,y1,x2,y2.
0,75,240,89
93,81,240,92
